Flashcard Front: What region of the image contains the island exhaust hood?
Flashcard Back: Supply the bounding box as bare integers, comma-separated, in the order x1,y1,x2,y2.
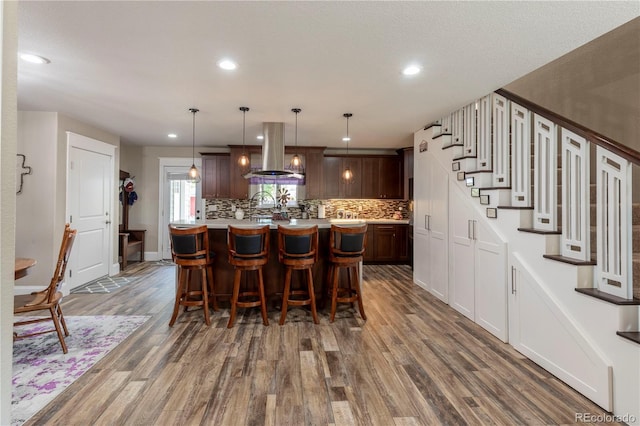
243,122,303,179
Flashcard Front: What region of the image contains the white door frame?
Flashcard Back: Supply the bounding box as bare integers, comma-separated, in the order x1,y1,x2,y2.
157,157,202,260
65,132,116,291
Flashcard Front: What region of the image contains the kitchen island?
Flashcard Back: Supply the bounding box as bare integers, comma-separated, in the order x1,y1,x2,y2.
199,218,409,306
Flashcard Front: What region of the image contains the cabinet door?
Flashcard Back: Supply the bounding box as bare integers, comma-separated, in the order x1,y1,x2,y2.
449,186,475,320
474,217,507,342
363,225,375,262
413,233,430,289
396,225,409,261
322,157,342,198
373,225,396,261
202,156,218,199
216,155,230,198
304,148,324,199
379,156,403,198
229,147,250,199
361,157,379,198
413,130,431,235
428,161,448,302
342,157,362,198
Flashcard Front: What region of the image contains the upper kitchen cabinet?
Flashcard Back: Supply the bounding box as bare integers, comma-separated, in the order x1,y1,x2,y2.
228,145,260,199
201,153,230,199
362,156,403,199
323,156,362,199
302,147,325,199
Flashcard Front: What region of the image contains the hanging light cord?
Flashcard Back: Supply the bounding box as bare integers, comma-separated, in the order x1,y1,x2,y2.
192,110,196,161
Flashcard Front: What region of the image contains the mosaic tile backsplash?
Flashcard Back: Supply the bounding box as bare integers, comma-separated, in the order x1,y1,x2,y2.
204,198,411,220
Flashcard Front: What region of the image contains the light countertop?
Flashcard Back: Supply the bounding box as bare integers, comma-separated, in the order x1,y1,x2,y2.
200,218,409,229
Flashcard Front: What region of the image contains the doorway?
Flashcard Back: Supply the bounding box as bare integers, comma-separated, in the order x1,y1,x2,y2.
158,158,202,259
66,132,115,290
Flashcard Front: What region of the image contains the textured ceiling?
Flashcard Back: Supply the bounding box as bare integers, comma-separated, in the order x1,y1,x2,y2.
17,1,640,150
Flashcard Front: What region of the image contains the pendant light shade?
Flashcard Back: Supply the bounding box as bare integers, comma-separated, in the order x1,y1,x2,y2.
342,113,353,183
189,108,201,183
238,107,250,170
291,108,302,171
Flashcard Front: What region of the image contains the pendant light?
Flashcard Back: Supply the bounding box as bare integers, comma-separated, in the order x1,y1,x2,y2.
188,108,201,183
342,113,353,182
291,108,302,172
238,107,250,170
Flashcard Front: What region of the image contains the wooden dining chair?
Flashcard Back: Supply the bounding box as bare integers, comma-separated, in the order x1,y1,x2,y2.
14,223,77,354
168,224,217,326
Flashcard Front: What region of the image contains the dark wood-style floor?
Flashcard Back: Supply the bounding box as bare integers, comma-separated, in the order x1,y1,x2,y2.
23,262,617,425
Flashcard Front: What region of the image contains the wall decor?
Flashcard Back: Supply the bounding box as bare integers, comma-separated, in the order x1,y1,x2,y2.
465,177,475,187
471,188,480,197
480,194,490,205
457,171,465,181
486,207,498,218
16,154,33,195
452,162,460,171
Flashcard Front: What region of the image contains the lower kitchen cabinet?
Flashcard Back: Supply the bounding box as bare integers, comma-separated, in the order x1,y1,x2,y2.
364,224,409,264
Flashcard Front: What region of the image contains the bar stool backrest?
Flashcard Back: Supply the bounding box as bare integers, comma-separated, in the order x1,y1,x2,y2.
330,224,368,258
228,225,270,260
168,225,211,266
278,225,318,263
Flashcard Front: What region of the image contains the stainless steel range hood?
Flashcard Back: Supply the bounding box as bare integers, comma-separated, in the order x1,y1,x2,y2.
243,122,303,179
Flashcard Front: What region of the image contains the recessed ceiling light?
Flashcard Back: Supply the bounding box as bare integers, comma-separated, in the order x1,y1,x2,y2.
168,133,177,138
20,53,50,64
342,137,351,142
256,135,264,140
217,59,237,70
402,64,421,76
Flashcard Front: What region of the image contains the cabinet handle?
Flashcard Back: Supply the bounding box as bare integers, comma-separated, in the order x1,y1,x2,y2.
473,220,477,240
425,215,428,230
468,220,472,239
511,266,516,295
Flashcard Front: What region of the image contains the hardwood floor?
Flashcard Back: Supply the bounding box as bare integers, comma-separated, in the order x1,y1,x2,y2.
24,262,617,425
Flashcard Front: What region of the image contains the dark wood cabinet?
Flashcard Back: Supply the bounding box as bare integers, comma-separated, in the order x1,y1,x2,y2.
228,146,260,199
201,154,230,199
303,147,325,199
361,156,403,199
400,147,414,200
323,156,362,199
364,224,409,264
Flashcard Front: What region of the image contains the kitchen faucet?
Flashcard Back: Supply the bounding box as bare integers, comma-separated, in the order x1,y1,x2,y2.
248,191,277,221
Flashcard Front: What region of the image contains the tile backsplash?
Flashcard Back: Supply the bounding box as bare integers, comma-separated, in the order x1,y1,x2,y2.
204,198,410,220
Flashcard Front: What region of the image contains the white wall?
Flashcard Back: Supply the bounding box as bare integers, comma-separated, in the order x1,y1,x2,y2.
0,2,18,424
14,112,121,291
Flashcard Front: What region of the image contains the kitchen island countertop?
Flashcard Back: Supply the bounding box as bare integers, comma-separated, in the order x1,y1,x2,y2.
203,218,409,229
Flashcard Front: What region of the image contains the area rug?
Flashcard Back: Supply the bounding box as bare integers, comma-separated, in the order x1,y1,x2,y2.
70,276,132,294
12,315,149,426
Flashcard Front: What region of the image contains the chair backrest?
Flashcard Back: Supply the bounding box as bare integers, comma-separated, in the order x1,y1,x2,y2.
48,224,77,302
228,225,270,260
168,225,211,266
278,225,318,263
329,224,368,258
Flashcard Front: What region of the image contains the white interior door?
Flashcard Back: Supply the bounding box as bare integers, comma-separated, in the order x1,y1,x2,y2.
67,133,114,289
449,186,475,320
158,159,202,260
428,160,448,303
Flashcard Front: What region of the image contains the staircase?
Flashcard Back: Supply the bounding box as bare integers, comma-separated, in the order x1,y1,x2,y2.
415,88,640,420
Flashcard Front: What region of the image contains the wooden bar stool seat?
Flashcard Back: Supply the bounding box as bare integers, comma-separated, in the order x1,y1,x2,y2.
328,224,368,322
227,225,270,328
277,225,319,325
168,225,217,326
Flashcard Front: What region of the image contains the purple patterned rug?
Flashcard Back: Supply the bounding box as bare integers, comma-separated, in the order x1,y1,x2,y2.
12,315,149,426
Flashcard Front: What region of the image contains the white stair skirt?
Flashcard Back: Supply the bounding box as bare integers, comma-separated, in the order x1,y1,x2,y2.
510,103,531,207
492,94,510,187
463,103,477,158
596,146,633,299
477,95,492,171
561,129,591,261
533,114,558,231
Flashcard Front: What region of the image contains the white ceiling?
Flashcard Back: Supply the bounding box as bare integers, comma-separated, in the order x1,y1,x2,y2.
17,1,639,150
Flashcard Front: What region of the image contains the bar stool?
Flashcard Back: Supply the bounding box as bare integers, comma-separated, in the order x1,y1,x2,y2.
328,224,368,322
168,224,218,326
277,225,319,325
227,225,270,328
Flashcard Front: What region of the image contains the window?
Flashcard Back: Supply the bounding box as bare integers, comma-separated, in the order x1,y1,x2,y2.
248,153,305,207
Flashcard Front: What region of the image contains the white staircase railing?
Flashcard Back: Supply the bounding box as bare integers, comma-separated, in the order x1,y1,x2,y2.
561,128,591,261
596,146,633,298
477,95,492,171
533,114,558,231
463,103,476,157
492,94,510,187
451,108,463,146
510,103,531,207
